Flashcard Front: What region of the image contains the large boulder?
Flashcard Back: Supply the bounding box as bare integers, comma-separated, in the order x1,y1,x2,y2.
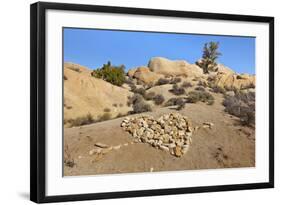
128,66,164,84
127,68,137,78
64,63,133,124
148,57,203,77
216,64,235,75
214,72,255,90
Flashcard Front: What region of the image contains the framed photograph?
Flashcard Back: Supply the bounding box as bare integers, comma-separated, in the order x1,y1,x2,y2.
30,1,274,203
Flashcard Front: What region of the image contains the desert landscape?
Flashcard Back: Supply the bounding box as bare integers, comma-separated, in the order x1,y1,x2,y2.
63,53,256,176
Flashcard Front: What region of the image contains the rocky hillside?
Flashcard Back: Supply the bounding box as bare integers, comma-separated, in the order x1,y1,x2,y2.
64,57,255,128
64,63,133,127
128,57,255,90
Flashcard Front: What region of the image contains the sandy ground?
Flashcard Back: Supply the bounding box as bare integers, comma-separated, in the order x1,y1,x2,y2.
64,93,255,176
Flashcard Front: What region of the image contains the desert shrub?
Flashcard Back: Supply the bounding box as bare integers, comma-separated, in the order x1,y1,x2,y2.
153,94,165,105
181,81,192,88
143,91,156,101
64,144,75,168
127,94,142,106
156,78,170,85
64,75,68,80
236,75,243,79
241,108,255,126
112,103,118,107
103,108,111,112
224,85,239,93
64,103,72,109
68,66,81,73
169,84,185,95
119,103,123,107
124,77,134,85
165,97,185,107
170,77,182,84
133,87,146,96
197,80,208,87
164,97,186,110
91,61,125,86
186,91,214,105
195,86,206,91
144,82,154,90
241,82,255,90
129,84,137,92
223,91,255,126
64,160,75,168
116,113,125,118
211,85,226,94
132,101,152,113
175,101,186,110
67,113,95,127
99,113,112,121
136,79,145,85
127,94,152,113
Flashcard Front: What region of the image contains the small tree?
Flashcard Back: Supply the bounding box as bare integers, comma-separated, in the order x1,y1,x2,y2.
198,42,221,74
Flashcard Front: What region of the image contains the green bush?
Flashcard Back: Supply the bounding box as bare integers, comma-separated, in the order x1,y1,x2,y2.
186,91,214,105
92,61,126,86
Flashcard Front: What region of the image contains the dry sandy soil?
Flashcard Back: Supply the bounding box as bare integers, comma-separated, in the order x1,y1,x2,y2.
64,93,255,176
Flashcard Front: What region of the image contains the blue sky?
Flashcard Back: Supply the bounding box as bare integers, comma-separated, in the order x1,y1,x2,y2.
64,28,255,74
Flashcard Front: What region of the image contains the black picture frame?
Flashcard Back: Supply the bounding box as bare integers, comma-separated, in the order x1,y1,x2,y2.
30,1,274,203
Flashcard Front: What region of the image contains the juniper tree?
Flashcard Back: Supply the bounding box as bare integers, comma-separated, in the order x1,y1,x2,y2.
199,42,221,74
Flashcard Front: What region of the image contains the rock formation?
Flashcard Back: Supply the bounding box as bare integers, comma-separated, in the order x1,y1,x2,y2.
131,66,164,84
213,72,255,90
64,62,133,124
148,57,203,77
